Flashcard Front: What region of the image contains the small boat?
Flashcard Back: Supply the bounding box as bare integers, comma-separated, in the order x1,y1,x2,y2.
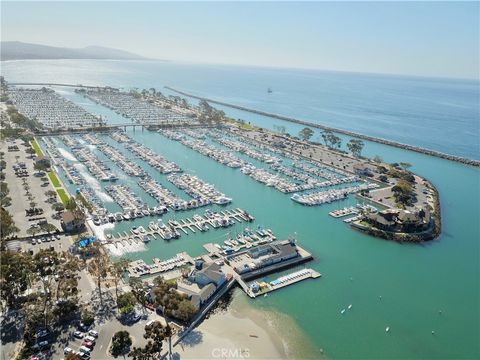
348,304,352,310
340,309,346,315
385,327,390,333
143,235,151,243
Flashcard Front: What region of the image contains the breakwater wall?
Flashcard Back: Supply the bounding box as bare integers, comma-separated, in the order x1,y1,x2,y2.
165,86,480,168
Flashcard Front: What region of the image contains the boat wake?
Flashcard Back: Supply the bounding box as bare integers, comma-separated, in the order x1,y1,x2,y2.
73,163,114,202
58,147,77,162
105,239,147,257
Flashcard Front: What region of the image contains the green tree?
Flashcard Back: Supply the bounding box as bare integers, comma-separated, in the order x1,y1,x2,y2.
176,299,196,322
110,330,132,357
88,244,110,306
30,249,81,329
347,139,365,157
81,309,95,327
0,250,35,307
0,208,19,240
65,197,78,211
117,292,137,315
392,179,415,207
129,321,166,360
110,258,129,302
39,222,57,234
298,127,314,142
52,202,65,212
129,277,149,315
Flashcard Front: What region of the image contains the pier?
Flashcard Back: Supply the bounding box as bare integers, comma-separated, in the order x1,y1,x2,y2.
105,208,255,248
248,268,321,298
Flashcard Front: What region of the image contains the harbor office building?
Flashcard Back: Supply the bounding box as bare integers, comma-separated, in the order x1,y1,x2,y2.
226,239,300,275
175,262,228,310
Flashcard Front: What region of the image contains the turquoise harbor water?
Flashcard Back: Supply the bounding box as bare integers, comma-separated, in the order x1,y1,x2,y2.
2,61,480,359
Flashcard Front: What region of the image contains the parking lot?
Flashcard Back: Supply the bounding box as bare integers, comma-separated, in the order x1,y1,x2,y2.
1,138,63,239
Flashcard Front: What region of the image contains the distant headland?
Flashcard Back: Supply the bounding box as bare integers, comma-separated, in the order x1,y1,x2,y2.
0,41,151,61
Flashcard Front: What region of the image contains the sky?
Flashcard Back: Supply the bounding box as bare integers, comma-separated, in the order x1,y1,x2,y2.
1,1,479,79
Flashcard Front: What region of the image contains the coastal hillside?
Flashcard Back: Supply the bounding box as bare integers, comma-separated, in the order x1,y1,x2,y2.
1,41,148,61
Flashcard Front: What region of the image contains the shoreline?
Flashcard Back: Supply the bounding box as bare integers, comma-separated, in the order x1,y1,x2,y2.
176,289,324,360
164,86,480,168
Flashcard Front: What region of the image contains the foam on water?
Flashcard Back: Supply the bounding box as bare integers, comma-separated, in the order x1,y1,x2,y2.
105,238,147,257
87,219,114,241
73,163,113,202
57,147,77,162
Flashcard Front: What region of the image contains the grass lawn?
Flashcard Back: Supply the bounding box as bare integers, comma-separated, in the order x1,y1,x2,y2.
31,138,44,156
48,171,61,187
56,188,70,204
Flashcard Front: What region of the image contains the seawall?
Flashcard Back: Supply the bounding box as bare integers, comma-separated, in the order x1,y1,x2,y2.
165,86,480,168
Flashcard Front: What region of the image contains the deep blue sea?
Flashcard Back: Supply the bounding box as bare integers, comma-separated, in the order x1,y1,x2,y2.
2,60,479,160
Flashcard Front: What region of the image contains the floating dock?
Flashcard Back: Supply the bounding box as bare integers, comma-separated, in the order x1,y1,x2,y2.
105,208,254,245
248,268,321,298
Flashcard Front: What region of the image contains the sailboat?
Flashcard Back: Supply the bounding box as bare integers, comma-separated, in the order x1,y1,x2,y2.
267,87,272,93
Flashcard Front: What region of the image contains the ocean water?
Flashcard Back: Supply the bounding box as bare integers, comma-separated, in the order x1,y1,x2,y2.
2,59,479,160
3,60,480,359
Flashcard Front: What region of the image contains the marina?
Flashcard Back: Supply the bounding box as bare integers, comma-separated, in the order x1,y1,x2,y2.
80,88,197,125
167,173,232,205
105,208,255,254
98,142,146,177
139,175,209,210
291,183,379,206
110,131,183,174
6,86,104,128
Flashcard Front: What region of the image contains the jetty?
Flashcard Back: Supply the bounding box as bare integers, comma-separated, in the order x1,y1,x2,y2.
165,86,480,167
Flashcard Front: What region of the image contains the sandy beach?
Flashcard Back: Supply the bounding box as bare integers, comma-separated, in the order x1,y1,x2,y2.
175,289,323,360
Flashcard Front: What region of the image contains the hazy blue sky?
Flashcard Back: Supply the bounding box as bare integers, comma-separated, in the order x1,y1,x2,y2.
2,1,479,79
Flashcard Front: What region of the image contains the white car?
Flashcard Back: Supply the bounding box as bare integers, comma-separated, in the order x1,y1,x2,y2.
79,346,91,353
88,330,99,338
31,239,36,245
64,347,73,354
84,335,96,343
73,331,84,339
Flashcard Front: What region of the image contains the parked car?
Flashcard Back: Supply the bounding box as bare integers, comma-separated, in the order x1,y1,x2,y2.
31,239,36,245
73,331,84,339
131,313,141,322
88,330,99,338
84,335,96,343
82,340,94,349
79,352,91,359
32,340,48,349
78,322,91,332
35,329,49,338
79,346,91,353
64,347,73,354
